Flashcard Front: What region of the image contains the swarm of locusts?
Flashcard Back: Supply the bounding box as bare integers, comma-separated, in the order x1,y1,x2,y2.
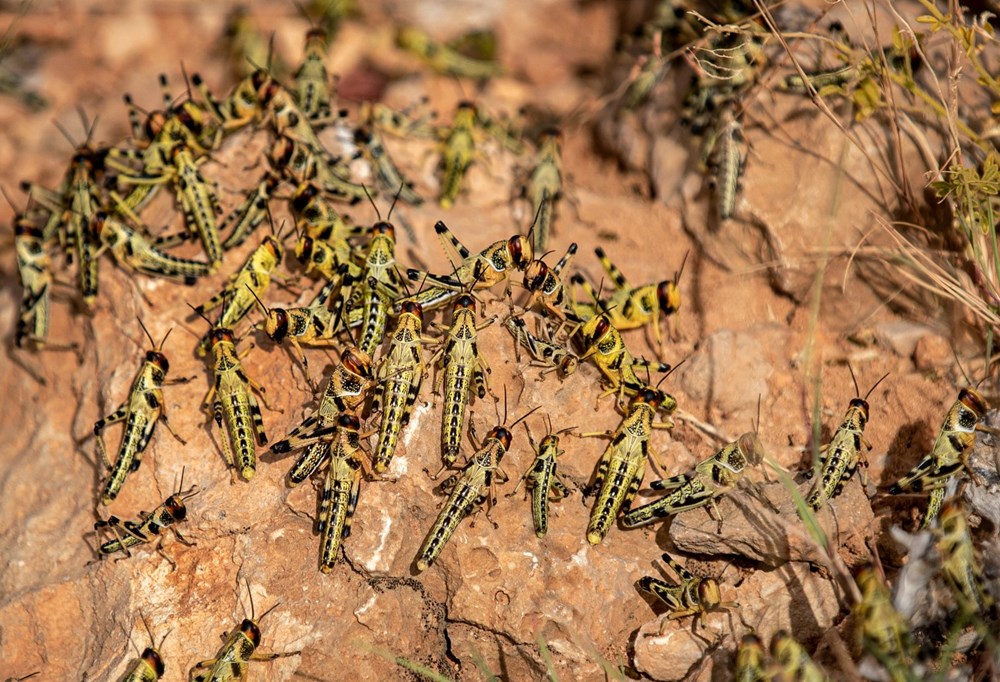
8,1,1000,679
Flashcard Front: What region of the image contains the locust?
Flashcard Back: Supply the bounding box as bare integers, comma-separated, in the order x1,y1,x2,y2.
193,68,271,134
430,292,495,465
93,320,185,504
805,371,889,512
250,281,339,377
622,416,766,531
523,127,564,253
94,206,213,284
584,385,675,544
888,387,991,528
575,246,686,351
415,406,537,573
703,104,746,221
509,419,574,538
437,101,478,208
221,171,281,250
372,300,428,474
193,233,284,355
189,583,299,682
95,468,197,559
936,498,993,615
637,552,738,625
573,307,672,401
288,184,363,295
353,126,423,204
221,6,275,80
348,216,403,357
55,117,106,305
117,615,168,682
622,31,668,110
293,26,333,123
119,144,225,268
194,313,270,482
269,134,367,204
504,315,578,379
853,566,915,682
396,26,502,79
522,242,581,328
317,413,367,572
734,633,767,682
360,99,437,140
402,221,533,311
270,347,373,484
10,193,55,350
768,631,827,682
260,81,367,203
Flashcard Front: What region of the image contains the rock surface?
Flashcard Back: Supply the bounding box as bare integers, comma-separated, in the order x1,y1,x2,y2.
0,2,995,681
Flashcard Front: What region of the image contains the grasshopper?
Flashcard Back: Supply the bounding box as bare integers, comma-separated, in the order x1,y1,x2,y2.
269,134,367,204
936,498,993,615
360,99,437,140
703,104,746,221
637,552,738,625
584,385,675,544
888,387,991,528
622,31,668,110
9,192,55,350
353,126,423,205
293,26,333,123
189,582,299,681
348,213,404,357
317,413,368,572
622,415,766,531
250,281,339,377
402,221,533,311
396,26,502,79
260,81,368,202
573,306,672,401
95,468,197,558
504,315,578,379
523,127,564,254
221,171,281,250
94,205,213,284
522,242,581,328
734,633,767,682
117,614,169,682
271,347,373,484
509,419,574,538
805,370,889,512
415,406,537,572
193,68,271,134
430,292,495,465
193,232,284,355
93,320,185,504
575,247,686,351
193,310,270,482
119,144,224,268
372,299,428,474
768,631,827,682
51,116,106,305
853,566,915,682
437,101,477,208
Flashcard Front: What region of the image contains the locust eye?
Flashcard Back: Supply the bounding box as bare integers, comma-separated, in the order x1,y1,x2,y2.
401,301,424,319
141,648,165,677
165,495,187,521
592,317,610,339
454,294,476,311
338,413,361,429
239,619,262,648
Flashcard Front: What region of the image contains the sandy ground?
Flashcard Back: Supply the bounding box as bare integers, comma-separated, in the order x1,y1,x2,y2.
0,1,995,680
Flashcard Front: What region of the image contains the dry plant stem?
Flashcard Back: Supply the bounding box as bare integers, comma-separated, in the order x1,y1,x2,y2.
751,0,906,201
879,219,1000,329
